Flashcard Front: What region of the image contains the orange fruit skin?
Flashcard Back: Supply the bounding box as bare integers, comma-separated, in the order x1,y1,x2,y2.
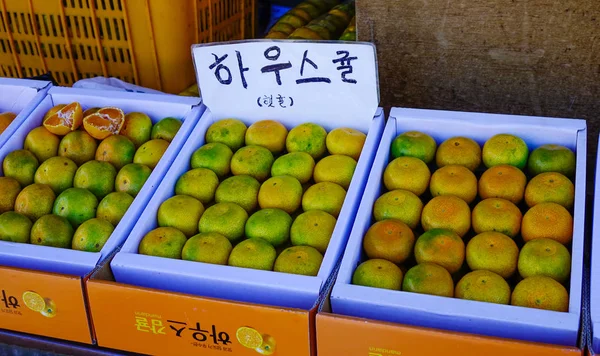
363,219,415,264
402,262,454,297
245,120,288,154
83,107,125,140
455,270,511,305
258,175,303,214
471,198,522,238
373,189,423,229
43,102,83,135
390,131,437,164
466,231,519,278
326,127,367,161
383,156,431,196
352,259,404,290
0,177,21,213
521,202,573,245
429,165,478,204
313,154,357,190
518,238,571,284
0,112,17,134
478,165,527,204
482,133,529,169
414,229,465,274
421,195,471,237
528,144,576,178
524,172,575,209
435,136,482,172
511,276,569,312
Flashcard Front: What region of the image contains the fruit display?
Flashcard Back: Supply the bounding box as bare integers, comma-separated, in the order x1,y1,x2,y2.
266,0,356,41
138,118,367,277
0,112,16,135
0,102,182,253
352,130,577,313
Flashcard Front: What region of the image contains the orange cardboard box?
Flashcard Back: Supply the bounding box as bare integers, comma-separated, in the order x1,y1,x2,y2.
0,266,93,344
86,259,322,356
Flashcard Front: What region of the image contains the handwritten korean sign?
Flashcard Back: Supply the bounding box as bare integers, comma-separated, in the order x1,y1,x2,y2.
193,40,379,125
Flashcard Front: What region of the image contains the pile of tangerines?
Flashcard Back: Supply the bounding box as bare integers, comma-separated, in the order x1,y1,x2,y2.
353,131,576,312
0,102,181,252
138,118,367,277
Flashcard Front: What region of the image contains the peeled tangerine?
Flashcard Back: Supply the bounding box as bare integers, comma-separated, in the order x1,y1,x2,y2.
42,102,83,135
83,107,125,140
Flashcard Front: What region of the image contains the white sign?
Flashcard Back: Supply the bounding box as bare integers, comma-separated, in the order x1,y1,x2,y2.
192,40,379,125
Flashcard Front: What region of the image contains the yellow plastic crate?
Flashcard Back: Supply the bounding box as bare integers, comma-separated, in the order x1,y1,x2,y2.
0,0,255,94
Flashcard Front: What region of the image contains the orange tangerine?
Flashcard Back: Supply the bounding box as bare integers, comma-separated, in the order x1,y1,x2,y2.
58,130,98,166
455,270,511,305
43,104,66,121
414,228,465,274
83,107,125,140
383,156,430,196
363,219,415,264
524,172,575,209
373,189,423,229
436,136,482,171
478,165,527,204
521,202,573,245
352,259,404,290
511,276,569,312
0,112,16,134
43,102,83,135
466,231,519,278
421,195,471,237
429,165,478,204
24,127,60,163
402,263,454,297
482,134,529,169
471,198,522,238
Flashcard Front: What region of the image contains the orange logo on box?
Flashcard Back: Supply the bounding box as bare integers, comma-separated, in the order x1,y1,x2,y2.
368,347,402,356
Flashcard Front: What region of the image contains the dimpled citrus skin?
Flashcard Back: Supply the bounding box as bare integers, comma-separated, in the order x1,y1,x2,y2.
436,136,482,171
511,276,569,312
383,156,431,196
471,198,522,238
390,131,437,163
429,165,478,204
455,270,511,304
518,238,571,284
271,152,315,184
352,259,404,290
228,237,276,271
0,177,21,213
313,154,357,190
521,202,573,245
274,246,324,276
230,145,274,182
326,127,367,161
478,165,527,204
482,133,529,169
205,119,247,151
302,182,346,217
258,175,303,214
466,231,519,278
414,229,465,274
286,123,328,159
524,172,575,209
528,144,576,178
373,189,423,229
245,120,288,153
363,219,415,264
138,227,187,259
402,263,454,297
421,195,471,237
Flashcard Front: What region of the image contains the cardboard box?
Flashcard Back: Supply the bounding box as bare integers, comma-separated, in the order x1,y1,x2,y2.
330,108,587,346
87,108,385,355
0,87,203,343
0,78,51,148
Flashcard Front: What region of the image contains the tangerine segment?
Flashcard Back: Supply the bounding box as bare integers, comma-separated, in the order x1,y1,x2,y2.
236,326,263,349
83,107,125,140
22,291,46,312
43,102,83,135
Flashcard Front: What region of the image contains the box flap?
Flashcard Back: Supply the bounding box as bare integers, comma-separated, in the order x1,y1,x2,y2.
192,40,379,128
